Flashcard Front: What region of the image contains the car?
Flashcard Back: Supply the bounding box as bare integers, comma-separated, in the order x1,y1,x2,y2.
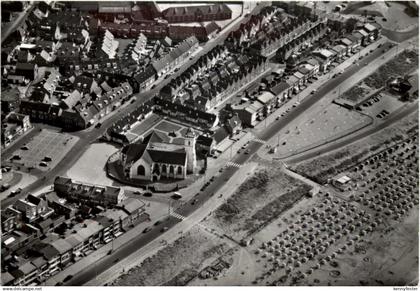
376,114,383,118
143,191,153,197
10,188,22,196
161,227,169,233
241,145,247,149
20,146,29,150
107,250,113,255
171,192,182,199
276,116,280,120
210,176,215,182
313,76,318,80
383,110,389,114
151,84,156,89
245,149,250,154
142,227,151,233
133,191,142,195
364,62,368,66
191,199,198,205
130,98,136,104
12,155,21,160
174,68,180,72
164,74,170,79
39,162,48,167
237,149,241,154
114,258,120,263
43,156,52,162
311,89,317,94
63,275,73,282
189,56,194,60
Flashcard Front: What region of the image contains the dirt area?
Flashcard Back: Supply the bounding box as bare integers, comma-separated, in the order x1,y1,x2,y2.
110,225,229,286
274,104,372,157
202,159,311,241
66,142,118,186
291,110,418,184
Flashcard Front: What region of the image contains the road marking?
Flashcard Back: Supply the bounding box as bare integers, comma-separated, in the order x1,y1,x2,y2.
227,162,242,168
170,211,186,221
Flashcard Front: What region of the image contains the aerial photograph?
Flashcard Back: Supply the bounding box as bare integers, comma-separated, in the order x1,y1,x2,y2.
0,0,418,288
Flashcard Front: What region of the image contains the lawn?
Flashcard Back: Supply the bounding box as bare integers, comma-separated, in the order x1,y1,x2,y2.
155,120,182,133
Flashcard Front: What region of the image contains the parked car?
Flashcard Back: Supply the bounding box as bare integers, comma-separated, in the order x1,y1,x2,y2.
171,192,182,199
20,146,29,150
161,227,169,233
143,191,153,197
143,227,151,233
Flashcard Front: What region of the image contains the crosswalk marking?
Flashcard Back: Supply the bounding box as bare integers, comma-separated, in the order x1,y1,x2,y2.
254,138,266,144
227,161,242,168
170,211,186,221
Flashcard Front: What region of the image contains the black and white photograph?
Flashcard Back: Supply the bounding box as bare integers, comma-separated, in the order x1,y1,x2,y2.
0,0,418,288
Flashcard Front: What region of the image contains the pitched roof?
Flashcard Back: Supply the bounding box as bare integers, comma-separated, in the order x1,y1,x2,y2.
119,198,145,214
147,149,187,165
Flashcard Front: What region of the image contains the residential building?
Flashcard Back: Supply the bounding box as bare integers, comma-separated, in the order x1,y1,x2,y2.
162,4,231,23
53,176,126,207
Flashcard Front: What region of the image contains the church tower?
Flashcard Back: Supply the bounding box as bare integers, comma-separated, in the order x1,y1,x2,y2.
184,127,197,174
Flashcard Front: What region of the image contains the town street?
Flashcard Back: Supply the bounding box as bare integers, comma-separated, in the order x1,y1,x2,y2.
62,33,416,286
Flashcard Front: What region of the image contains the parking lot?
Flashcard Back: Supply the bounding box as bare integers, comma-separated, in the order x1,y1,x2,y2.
9,129,79,172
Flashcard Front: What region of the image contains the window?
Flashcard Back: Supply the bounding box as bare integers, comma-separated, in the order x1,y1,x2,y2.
169,165,174,174
137,165,145,176
177,166,182,174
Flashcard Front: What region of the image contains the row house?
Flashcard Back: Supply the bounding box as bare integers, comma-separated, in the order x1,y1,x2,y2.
154,98,218,129
253,14,328,58
168,22,221,42
98,21,168,39
275,21,328,61
54,176,126,207
152,36,199,78
162,4,232,23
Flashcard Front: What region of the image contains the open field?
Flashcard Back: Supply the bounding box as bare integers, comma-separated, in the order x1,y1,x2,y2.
274,104,372,157
291,110,418,184
66,143,118,186
202,159,311,241
9,129,78,172
111,225,229,286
